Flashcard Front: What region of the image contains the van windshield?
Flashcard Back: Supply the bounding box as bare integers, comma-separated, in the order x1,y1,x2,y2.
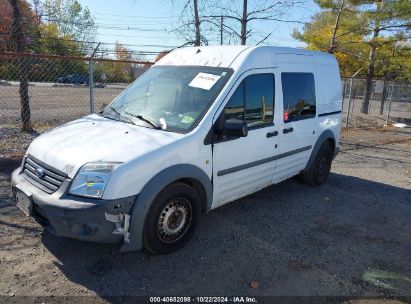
104,66,232,133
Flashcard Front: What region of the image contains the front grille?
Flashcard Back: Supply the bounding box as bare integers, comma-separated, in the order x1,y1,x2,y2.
23,157,67,193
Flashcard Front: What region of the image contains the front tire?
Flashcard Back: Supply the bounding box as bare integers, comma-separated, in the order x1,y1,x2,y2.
143,182,200,254
302,142,333,186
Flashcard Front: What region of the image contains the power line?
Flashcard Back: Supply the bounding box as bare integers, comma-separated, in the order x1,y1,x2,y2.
94,12,180,19
0,32,179,49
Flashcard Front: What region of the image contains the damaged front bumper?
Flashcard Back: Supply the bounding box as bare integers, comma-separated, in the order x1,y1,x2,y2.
11,168,136,243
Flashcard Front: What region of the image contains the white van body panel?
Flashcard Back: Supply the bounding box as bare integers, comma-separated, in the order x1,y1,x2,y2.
274,54,316,180
11,45,343,250
24,45,341,206
104,129,212,200
27,114,184,178
211,68,280,207
155,45,251,68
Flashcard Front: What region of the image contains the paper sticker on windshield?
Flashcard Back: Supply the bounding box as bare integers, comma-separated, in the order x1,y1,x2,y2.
189,73,221,90
181,116,195,124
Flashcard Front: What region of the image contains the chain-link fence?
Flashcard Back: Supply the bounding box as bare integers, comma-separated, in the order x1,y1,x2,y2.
342,77,411,128
1,52,411,130
0,52,151,127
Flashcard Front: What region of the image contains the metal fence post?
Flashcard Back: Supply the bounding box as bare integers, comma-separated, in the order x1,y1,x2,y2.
345,77,353,128
88,42,100,114
385,79,396,125
368,81,375,113
88,59,94,114
345,68,363,129
341,79,346,112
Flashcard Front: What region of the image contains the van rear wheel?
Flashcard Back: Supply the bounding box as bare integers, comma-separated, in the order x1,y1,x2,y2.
302,143,333,186
143,182,200,254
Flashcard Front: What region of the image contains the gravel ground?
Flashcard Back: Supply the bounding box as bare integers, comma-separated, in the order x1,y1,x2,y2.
0,126,410,302
1,84,124,123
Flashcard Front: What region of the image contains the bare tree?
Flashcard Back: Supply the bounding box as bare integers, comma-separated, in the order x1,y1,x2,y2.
202,0,305,45
174,0,208,46
240,0,248,45
9,0,32,132
328,0,346,53
193,0,201,46
175,0,304,47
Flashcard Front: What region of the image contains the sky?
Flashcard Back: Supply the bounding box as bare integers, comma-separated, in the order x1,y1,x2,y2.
79,0,321,60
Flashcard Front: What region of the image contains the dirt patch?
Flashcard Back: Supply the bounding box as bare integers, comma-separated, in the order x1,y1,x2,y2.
341,126,411,146
0,122,59,159
342,113,388,129
0,121,410,299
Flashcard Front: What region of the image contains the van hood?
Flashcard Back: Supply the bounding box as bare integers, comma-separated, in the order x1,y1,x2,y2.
27,114,183,178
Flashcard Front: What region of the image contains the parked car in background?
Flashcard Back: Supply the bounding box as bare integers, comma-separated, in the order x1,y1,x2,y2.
57,74,89,85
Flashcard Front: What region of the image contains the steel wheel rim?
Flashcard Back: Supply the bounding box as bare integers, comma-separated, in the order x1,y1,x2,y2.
157,197,192,243
318,155,328,177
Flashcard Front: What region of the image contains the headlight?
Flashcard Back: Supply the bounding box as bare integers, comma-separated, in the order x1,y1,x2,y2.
69,162,121,198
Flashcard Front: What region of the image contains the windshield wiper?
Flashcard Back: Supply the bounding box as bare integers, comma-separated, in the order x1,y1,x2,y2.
124,111,161,130
104,107,135,125
104,106,121,117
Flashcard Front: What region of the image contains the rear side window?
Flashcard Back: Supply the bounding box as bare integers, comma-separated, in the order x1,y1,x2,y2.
224,74,274,127
281,73,316,122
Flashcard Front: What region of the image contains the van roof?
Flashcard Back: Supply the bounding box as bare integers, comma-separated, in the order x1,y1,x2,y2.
155,45,335,69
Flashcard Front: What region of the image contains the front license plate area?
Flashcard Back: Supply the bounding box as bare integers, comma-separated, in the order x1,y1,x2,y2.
15,188,33,216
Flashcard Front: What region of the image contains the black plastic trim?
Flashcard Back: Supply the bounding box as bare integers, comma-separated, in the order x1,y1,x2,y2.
27,154,68,177
284,114,316,123
217,145,312,176
318,110,342,117
304,129,336,172
10,169,136,243
266,130,278,138
121,164,212,252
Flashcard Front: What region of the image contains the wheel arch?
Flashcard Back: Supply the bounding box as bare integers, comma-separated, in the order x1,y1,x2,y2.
120,164,212,252
304,129,336,172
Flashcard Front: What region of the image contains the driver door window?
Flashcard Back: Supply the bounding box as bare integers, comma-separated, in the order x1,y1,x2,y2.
224,74,274,128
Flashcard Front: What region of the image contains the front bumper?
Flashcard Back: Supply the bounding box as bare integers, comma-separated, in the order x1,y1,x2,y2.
11,168,136,243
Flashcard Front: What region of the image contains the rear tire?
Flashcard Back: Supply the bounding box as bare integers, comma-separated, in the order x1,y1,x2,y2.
302,142,333,186
143,182,200,254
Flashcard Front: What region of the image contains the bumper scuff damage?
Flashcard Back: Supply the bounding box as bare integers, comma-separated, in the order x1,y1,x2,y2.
11,166,136,244
105,212,131,243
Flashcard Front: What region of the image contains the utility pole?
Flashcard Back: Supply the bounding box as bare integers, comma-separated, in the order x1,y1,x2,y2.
220,16,223,45
193,0,201,46
240,0,248,45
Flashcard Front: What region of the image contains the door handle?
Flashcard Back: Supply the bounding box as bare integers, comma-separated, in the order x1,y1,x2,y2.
266,131,278,138
283,127,294,134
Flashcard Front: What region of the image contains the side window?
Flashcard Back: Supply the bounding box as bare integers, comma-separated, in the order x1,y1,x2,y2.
224,74,274,127
281,73,316,123
224,82,244,121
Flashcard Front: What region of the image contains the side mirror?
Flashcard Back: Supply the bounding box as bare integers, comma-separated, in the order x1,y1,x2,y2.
222,119,248,137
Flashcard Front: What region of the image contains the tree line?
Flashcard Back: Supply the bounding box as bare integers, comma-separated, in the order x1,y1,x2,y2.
0,0,143,81
1,0,148,131
293,0,411,114
173,0,410,114
2,0,410,131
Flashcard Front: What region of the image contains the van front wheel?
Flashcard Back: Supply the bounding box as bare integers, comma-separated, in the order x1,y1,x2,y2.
143,182,200,254
302,143,333,186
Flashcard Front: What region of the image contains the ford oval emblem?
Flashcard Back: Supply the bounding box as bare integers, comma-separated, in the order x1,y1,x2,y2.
35,167,45,178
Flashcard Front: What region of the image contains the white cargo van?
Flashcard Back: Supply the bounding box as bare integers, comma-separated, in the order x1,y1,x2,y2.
11,46,342,254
